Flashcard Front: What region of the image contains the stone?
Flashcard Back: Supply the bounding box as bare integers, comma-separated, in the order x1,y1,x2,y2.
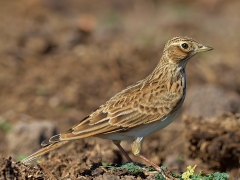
7,121,57,160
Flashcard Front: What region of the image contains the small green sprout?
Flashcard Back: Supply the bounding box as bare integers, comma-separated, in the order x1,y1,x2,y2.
36,87,48,96
182,165,197,180
119,163,142,173
155,173,165,180
0,120,12,132
108,163,142,174
205,172,230,180
17,155,27,161
102,162,109,167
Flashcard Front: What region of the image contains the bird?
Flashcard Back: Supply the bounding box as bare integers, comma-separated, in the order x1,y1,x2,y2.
21,36,213,179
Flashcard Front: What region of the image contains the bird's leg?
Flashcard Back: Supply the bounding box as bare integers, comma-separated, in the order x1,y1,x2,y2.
132,137,176,180
112,140,133,162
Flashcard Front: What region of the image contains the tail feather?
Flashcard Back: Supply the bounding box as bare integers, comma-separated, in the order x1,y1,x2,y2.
41,134,61,147
21,141,69,164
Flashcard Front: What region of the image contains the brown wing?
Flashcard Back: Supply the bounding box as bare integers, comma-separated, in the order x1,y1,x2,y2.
58,77,184,141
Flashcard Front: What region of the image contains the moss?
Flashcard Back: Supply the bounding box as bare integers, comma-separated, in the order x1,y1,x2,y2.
108,163,229,180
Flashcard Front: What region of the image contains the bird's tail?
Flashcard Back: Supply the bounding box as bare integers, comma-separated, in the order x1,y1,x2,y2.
21,141,69,164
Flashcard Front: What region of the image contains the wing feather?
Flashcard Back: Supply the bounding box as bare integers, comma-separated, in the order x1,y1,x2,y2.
58,75,184,140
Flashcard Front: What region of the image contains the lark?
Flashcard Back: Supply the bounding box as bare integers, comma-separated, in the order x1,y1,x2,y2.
21,37,213,179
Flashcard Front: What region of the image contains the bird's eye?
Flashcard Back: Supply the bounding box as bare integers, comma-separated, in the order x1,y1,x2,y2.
181,43,189,49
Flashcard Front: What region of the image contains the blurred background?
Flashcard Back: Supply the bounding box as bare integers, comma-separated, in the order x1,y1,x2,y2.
0,0,240,178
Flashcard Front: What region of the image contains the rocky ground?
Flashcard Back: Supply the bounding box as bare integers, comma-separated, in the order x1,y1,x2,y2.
0,0,240,179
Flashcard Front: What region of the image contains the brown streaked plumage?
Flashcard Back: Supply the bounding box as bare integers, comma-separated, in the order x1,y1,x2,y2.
21,36,213,179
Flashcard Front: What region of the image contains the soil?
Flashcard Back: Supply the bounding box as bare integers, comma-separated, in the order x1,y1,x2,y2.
184,113,240,177
0,0,240,179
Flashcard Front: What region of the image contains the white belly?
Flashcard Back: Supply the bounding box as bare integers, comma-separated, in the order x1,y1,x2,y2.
97,109,180,141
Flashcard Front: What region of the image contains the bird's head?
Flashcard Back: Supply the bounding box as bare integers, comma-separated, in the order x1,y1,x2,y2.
163,36,213,66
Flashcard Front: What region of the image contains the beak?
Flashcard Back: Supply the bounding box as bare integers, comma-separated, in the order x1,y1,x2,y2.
197,44,213,52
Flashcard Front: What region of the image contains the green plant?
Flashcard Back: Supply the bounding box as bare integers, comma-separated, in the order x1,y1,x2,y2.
17,155,27,161
107,163,229,180
182,165,197,180
36,87,48,96
181,165,229,180
0,120,11,132
102,162,109,167
110,163,142,173
155,173,165,180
